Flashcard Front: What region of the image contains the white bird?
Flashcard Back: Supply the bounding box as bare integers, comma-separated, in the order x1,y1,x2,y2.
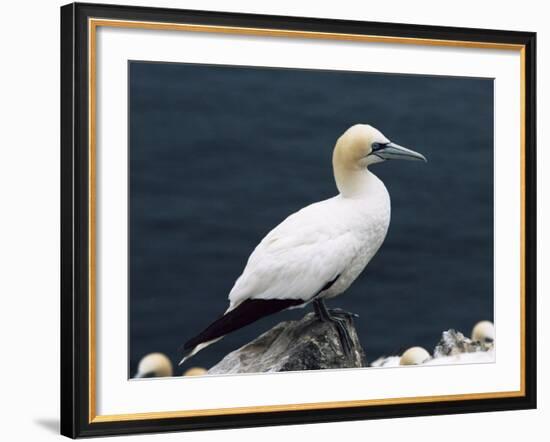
399,346,431,365
134,352,173,378
471,320,495,344
183,366,208,376
180,124,426,364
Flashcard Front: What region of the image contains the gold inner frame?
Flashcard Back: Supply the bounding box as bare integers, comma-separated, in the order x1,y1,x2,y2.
87,18,527,424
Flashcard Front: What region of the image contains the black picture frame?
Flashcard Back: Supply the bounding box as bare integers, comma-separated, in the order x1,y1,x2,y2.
61,2,537,438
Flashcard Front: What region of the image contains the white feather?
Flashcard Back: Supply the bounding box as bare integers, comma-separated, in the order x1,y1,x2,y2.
228,172,390,310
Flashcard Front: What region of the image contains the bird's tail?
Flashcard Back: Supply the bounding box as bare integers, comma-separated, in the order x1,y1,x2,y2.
179,298,303,365
179,337,223,365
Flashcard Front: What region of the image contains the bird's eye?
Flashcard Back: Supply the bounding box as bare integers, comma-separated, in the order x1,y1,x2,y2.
371,142,385,152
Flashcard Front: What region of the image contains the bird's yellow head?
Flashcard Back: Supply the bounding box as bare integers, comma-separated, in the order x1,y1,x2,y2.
333,124,427,170
332,124,427,197
134,352,173,378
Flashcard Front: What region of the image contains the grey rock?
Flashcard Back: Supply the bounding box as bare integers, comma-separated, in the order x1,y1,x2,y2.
433,329,491,358
208,312,367,374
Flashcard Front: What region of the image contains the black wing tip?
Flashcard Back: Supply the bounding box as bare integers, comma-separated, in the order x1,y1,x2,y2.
178,298,304,358
177,341,194,355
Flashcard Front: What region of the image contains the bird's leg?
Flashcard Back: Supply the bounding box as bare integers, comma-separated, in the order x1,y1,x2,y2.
313,298,331,321
313,299,355,357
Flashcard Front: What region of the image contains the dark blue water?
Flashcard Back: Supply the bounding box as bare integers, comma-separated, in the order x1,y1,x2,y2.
129,61,493,375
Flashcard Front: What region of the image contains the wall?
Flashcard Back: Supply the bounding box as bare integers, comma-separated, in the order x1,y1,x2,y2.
0,0,546,440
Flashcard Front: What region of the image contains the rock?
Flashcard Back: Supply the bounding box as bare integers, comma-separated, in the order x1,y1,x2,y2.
425,348,494,366
370,355,400,368
433,329,490,358
208,312,367,374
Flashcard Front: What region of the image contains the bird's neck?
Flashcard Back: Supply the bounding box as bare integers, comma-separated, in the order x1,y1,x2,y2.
334,163,381,198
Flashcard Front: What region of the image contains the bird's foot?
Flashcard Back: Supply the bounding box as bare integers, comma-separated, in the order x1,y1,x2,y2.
331,316,355,357
327,308,359,319
313,300,356,358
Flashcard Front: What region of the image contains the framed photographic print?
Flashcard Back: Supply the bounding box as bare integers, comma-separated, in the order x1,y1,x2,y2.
60,2,537,438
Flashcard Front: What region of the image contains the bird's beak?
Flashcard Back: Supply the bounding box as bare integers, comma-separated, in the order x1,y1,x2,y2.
371,142,427,162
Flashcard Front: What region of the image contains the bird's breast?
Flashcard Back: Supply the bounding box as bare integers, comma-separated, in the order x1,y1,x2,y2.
322,190,391,299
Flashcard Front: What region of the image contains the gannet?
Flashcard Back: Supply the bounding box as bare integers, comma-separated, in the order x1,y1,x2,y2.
471,320,495,344
399,346,431,365
183,367,208,376
134,352,173,378
180,124,426,364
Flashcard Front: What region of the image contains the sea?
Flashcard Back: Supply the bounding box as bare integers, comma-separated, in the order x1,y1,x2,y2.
129,61,494,375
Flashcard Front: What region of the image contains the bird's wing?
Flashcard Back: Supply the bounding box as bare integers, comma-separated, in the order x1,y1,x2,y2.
227,198,360,310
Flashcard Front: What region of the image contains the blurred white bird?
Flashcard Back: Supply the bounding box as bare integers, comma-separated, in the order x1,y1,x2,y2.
183,367,208,376
180,124,427,364
471,320,495,344
134,352,173,378
399,346,431,365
